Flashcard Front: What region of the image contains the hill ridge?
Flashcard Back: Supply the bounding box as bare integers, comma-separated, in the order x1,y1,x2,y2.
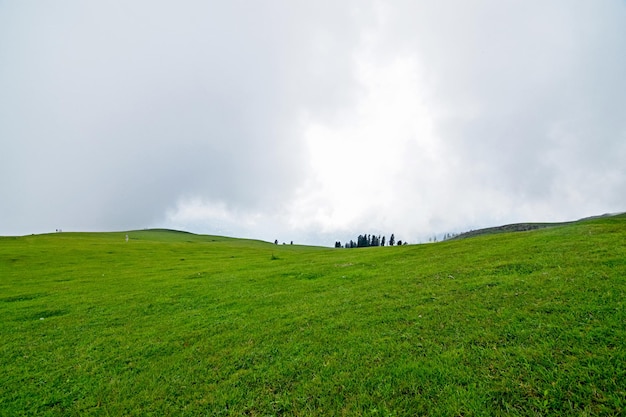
452,211,625,240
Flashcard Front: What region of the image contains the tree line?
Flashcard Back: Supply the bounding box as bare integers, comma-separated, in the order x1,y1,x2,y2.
333,231,462,248
335,233,406,248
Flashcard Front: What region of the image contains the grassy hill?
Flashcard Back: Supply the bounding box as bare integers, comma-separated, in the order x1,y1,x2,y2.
451,212,624,240
1,216,625,416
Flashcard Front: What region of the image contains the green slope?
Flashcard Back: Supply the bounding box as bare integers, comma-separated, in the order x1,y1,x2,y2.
452,212,624,240
1,216,625,416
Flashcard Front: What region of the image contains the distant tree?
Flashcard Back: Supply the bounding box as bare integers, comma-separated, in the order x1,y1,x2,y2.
397,240,402,246
290,241,293,245
274,239,278,245
335,241,342,248
342,233,401,248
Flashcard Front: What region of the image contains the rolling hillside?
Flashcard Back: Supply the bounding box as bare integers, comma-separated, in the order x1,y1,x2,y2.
1,215,625,415
452,212,625,240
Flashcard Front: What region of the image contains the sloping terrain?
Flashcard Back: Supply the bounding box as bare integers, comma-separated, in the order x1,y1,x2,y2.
452,212,624,240
1,215,625,415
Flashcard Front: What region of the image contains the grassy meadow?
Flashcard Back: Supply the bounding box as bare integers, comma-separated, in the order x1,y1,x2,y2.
1,216,625,416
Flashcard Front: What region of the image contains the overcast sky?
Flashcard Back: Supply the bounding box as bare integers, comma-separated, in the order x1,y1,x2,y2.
2,1,625,245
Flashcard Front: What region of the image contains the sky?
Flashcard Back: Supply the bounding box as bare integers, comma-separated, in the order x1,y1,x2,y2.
1,1,625,246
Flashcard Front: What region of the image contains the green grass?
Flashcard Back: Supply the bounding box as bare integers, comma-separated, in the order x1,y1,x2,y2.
1,216,625,416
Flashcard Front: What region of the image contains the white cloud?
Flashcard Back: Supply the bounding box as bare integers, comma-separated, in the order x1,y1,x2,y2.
2,1,625,244
290,51,439,235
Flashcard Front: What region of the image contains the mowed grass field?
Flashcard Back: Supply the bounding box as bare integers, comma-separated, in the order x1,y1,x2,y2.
1,217,625,416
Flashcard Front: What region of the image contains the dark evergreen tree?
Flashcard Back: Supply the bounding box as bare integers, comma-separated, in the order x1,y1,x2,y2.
341,233,404,248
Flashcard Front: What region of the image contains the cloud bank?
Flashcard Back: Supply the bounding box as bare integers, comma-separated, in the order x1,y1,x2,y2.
1,1,625,245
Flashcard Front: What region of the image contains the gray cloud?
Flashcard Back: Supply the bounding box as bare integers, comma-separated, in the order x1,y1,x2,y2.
376,0,626,227
2,1,625,244
0,1,365,234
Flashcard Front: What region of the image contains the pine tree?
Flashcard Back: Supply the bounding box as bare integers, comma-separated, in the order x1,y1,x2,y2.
389,234,395,246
